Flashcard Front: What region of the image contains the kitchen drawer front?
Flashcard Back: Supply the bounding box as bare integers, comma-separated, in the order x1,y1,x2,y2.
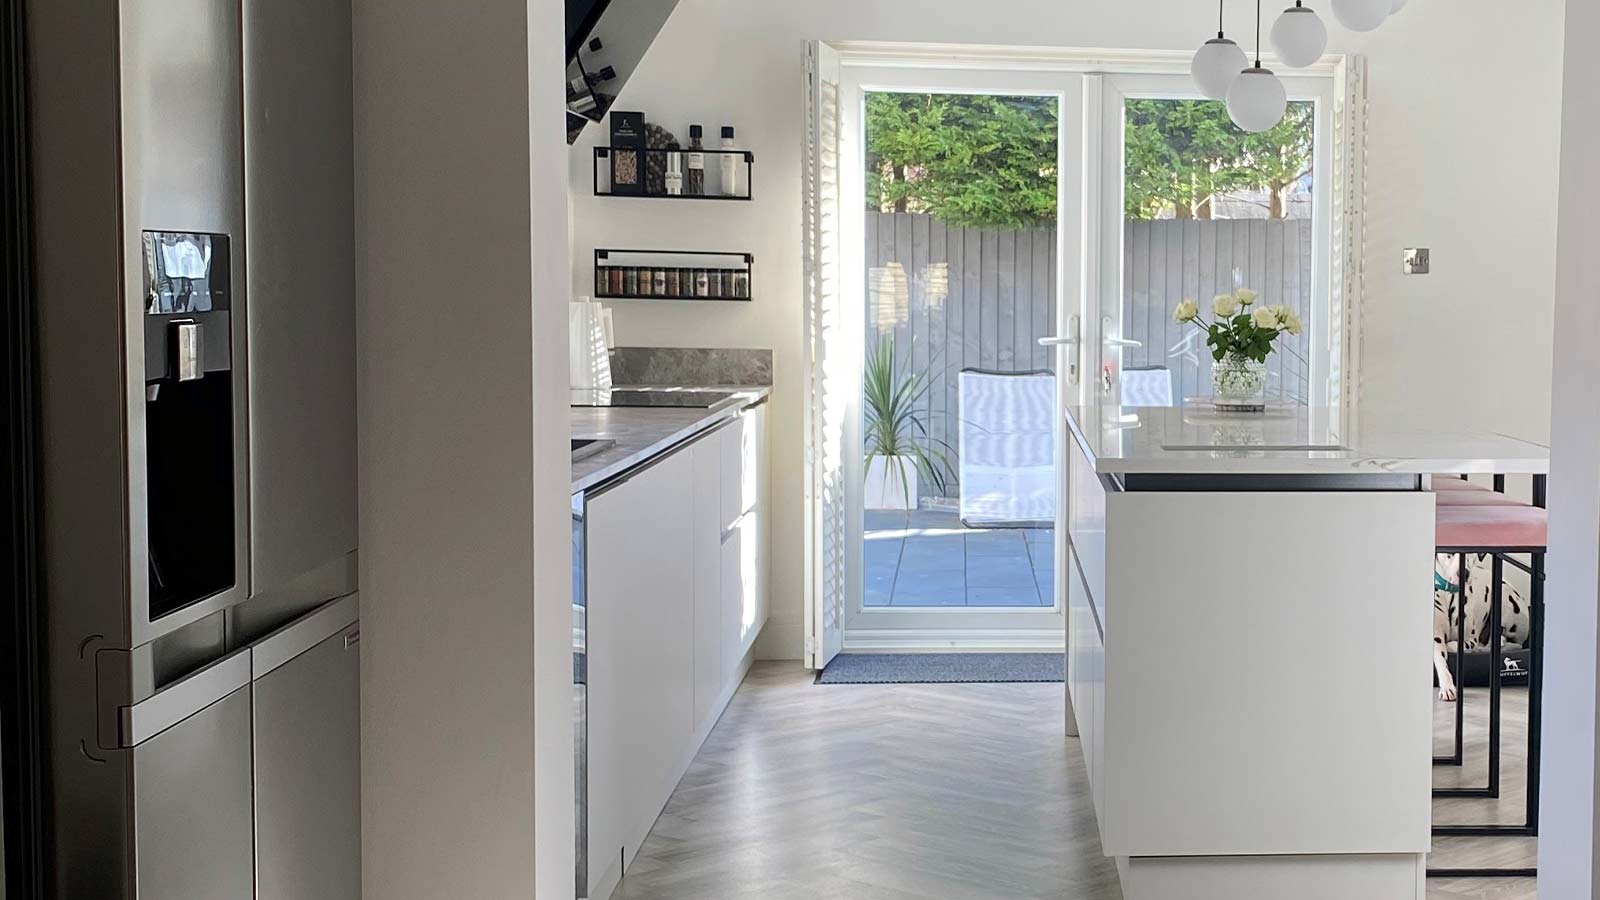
720,405,763,533
252,611,361,900
1067,433,1107,631
132,686,255,900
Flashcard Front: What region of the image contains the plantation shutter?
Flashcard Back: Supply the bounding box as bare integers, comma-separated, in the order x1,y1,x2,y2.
802,40,845,670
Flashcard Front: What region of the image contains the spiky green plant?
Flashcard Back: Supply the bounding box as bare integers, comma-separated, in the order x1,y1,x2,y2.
863,339,952,506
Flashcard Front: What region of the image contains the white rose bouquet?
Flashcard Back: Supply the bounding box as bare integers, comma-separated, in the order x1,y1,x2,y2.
1172,288,1301,365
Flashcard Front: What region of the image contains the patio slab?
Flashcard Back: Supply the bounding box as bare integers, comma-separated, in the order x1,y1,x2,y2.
863,508,1055,609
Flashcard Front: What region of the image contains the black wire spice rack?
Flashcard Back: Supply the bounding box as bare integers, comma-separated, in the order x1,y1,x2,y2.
593,146,754,200
592,249,753,302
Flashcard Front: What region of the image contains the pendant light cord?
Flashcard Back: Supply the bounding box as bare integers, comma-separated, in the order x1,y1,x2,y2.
1217,0,1225,38
1254,0,1262,66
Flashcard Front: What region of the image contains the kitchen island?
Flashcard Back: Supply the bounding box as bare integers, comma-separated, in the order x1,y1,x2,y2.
1062,403,1548,900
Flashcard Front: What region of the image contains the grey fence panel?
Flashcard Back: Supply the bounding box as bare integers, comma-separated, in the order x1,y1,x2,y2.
865,212,1313,500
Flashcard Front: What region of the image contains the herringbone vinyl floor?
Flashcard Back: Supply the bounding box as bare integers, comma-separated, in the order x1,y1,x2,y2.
613,662,1535,900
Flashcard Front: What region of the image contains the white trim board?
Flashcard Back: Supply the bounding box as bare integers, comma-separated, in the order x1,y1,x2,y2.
832,42,1345,78
844,628,1067,653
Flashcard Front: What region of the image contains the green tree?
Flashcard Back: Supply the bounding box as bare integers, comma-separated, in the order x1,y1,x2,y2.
1242,102,1314,219
1123,99,1315,220
864,93,1058,229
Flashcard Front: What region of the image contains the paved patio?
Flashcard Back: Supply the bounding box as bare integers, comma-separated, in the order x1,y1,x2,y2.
864,509,1055,608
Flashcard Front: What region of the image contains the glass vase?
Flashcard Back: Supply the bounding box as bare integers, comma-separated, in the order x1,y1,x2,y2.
1211,353,1267,412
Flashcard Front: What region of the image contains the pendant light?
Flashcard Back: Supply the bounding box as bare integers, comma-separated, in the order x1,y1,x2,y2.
1390,0,1409,11
1227,0,1288,132
1331,0,1390,31
1191,0,1249,100
1270,2,1327,68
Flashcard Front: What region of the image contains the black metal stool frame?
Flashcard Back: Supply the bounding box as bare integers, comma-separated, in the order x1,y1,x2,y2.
1427,474,1546,880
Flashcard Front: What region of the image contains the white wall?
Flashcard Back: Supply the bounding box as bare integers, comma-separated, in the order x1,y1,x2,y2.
570,0,1566,659
356,0,573,897
1540,0,1597,892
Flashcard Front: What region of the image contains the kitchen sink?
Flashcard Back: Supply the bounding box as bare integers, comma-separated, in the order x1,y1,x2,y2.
571,438,615,462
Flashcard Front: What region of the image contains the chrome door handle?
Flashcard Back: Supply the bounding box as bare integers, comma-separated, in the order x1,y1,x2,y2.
1041,314,1082,385
1101,314,1141,348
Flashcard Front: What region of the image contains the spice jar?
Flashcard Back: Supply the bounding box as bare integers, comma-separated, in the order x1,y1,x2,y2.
623,267,638,297
595,266,609,296
665,269,680,298
732,269,750,298
693,268,709,298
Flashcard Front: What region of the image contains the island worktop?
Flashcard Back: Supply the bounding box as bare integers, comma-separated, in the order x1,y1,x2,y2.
1066,403,1550,478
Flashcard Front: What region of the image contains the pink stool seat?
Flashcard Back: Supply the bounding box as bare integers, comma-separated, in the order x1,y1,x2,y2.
1433,489,1529,508
1431,477,1490,492
1436,504,1548,549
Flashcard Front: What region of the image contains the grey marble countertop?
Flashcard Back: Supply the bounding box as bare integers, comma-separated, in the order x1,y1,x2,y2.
571,386,771,493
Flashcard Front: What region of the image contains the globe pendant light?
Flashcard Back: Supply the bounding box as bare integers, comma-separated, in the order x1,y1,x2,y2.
1227,1,1288,132
1331,0,1389,31
1391,0,1409,11
1191,0,1249,100
1270,2,1327,68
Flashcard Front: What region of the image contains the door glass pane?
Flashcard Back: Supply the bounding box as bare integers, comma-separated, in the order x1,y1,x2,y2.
860,92,1059,610
1118,98,1316,406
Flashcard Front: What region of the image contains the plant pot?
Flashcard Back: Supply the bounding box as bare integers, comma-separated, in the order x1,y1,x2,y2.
864,455,919,510
1212,353,1268,412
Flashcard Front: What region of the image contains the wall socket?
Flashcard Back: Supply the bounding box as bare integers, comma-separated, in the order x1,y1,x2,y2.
1403,248,1431,275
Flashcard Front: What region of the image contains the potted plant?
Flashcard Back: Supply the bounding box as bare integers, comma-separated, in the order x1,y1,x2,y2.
1172,288,1302,411
863,340,951,510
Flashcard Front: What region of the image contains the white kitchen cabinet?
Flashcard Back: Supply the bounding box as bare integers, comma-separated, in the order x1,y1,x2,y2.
585,447,696,892
721,403,763,532
584,402,770,899
691,437,724,733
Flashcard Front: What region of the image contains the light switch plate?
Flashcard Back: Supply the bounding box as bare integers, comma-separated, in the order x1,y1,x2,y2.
1403,247,1430,275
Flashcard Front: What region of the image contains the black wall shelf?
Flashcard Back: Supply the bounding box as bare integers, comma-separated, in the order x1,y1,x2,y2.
593,249,753,302
594,146,754,200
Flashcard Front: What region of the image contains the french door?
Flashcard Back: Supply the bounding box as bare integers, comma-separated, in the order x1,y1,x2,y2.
830,63,1084,652
805,48,1354,665
1092,73,1339,415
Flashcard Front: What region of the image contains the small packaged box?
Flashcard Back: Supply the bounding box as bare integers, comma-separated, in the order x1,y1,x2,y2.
608,111,645,195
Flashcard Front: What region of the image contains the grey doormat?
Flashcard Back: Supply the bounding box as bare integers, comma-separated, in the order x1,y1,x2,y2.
816,652,1064,685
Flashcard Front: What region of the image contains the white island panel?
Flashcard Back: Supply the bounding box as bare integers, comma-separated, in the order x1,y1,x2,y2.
1102,489,1434,859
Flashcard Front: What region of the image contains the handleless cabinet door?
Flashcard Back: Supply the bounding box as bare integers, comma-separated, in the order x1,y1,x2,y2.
691,435,724,733
587,449,696,890
132,687,254,900
242,0,358,594
253,616,361,900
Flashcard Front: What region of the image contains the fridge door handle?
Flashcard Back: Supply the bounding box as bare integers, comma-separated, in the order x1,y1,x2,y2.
120,649,252,747
250,593,360,680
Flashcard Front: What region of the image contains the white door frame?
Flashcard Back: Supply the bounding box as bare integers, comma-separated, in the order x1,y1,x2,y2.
837,62,1083,650
812,45,1361,657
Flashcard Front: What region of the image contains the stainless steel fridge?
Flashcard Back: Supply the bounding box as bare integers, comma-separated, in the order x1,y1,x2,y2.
26,0,362,896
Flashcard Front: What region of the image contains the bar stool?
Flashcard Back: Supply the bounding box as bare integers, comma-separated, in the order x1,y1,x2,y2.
1427,476,1546,880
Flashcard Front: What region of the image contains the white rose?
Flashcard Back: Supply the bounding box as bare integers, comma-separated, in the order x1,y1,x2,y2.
1283,311,1304,336
1173,299,1199,323
1252,307,1278,330
1234,288,1258,307
1212,293,1239,318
